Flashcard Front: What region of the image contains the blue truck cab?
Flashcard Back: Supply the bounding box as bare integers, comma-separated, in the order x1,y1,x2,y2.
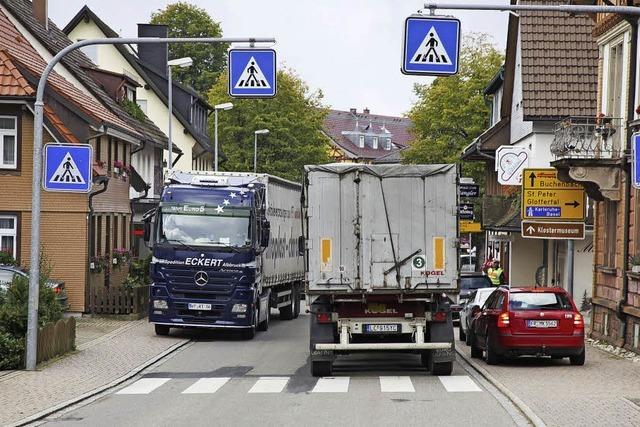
145,171,304,338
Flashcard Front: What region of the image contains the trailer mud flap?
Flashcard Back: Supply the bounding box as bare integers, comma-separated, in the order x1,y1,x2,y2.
429,313,455,363
309,297,335,362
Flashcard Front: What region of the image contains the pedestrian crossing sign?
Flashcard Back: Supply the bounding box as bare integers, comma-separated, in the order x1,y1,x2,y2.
43,143,93,193
229,49,277,98
402,15,461,76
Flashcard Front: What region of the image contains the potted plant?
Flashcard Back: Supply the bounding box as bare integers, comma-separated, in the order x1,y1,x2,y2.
113,248,131,270
113,160,124,174
629,253,640,273
89,255,108,273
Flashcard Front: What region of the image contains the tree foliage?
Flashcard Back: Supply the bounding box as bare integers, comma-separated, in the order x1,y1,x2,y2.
209,69,330,182
150,2,227,95
402,34,503,185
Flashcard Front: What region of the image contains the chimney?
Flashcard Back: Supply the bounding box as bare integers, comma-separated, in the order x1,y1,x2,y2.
33,0,48,30
349,108,357,114
363,107,370,115
137,24,168,75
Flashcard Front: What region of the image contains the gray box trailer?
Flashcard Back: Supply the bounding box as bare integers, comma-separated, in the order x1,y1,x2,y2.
303,164,459,376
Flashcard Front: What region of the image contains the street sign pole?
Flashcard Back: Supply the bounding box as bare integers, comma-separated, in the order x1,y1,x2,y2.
26,35,275,371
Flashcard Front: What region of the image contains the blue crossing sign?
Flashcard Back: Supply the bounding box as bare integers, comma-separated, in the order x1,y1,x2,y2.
43,143,92,193
633,133,640,189
228,49,277,98
402,15,461,76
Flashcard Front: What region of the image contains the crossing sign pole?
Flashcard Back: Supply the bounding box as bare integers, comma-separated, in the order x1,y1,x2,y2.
228,49,277,98
402,14,461,76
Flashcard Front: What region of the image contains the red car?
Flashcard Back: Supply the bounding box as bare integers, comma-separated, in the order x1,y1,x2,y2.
468,286,585,365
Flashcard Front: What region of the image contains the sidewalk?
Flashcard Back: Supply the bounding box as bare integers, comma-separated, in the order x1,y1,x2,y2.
457,338,640,426
0,317,189,426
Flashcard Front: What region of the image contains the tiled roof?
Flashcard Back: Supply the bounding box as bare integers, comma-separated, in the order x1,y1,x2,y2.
519,0,598,119
0,3,142,139
323,109,412,161
43,104,80,143
0,48,32,96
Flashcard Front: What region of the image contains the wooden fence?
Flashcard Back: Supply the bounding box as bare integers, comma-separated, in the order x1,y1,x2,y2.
37,317,76,364
88,286,149,317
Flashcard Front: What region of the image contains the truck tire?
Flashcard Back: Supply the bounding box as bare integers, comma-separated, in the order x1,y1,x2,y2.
154,324,170,336
429,360,453,376
279,284,295,320
311,360,332,377
258,305,270,331
292,285,301,319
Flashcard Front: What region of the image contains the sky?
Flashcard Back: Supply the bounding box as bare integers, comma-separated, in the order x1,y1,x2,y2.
49,0,509,118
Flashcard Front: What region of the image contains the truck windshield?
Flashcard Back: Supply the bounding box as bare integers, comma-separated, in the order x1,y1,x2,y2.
159,204,251,248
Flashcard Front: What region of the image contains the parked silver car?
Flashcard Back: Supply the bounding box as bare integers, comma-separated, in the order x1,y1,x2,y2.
459,287,496,345
0,265,68,310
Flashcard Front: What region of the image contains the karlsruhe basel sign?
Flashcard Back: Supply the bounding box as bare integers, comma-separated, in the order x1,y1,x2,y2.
521,168,586,240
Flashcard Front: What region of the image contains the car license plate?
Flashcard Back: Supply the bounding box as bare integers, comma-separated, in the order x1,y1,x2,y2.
363,324,400,333
188,303,212,311
527,320,558,328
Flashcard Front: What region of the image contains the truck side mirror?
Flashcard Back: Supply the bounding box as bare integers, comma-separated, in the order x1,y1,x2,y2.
298,235,305,256
143,221,151,244
261,220,271,247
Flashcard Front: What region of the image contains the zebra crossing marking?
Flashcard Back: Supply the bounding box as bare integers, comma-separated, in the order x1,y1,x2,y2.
438,375,482,392
311,377,350,393
116,378,170,395
248,377,290,393
182,377,230,394
379,376,415,393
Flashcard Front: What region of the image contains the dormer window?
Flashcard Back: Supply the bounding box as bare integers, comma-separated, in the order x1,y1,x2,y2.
372,136,378,149
359,135,365,148
385,138,392,150
124,85,136,102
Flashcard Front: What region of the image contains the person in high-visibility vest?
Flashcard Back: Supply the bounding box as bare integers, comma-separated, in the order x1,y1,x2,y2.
487,260,506,286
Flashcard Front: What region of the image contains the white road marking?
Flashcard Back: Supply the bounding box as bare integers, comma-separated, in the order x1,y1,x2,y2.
182,378,230,394
379,376,415,392
248,377,290,393
116,378,170,395
438,375,482,392
312,377,350,393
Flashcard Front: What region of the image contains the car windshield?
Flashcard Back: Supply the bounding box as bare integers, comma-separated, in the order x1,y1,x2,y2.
509,292,572,311
461,276,492,290
159,203,251,248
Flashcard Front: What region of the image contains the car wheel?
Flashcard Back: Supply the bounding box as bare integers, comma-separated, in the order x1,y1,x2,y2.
470,331,482,358
154,324,170,336
485,334,501,365
458,323,467,342
570,349,586,366
465,325,472,346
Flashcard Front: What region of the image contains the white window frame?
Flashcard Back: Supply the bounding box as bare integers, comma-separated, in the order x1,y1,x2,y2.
0,214,17,259
385,138,392,150
0,115,17,170
372,136,378,150
358,135,365,148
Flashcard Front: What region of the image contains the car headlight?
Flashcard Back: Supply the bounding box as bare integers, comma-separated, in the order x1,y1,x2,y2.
232,303,247,313
153,299,168,309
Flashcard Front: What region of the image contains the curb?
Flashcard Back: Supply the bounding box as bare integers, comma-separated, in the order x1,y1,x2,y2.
9,338,191,427
455,346,547,427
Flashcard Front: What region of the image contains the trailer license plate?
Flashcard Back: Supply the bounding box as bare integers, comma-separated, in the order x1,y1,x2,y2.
188,303,212,311
363,324,400,333
527,320,557,328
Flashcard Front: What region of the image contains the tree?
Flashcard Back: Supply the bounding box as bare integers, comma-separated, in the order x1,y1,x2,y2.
208,69,330,182
402,33,503,186
150,2,227,94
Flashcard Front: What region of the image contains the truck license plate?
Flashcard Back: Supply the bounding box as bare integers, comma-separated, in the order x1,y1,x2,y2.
363,324,400,333
188,303,212,311
527,320,557,328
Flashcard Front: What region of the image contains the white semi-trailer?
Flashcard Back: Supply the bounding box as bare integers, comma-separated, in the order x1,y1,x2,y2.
303,164,459,376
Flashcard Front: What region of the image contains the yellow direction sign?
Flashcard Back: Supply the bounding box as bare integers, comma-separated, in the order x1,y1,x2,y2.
460,220,482,233
521,168,585,221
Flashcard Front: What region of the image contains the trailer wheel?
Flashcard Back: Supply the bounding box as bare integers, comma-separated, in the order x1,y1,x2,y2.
420,351,431,369
154,324,170,336
311,360,332,377
279,285,295,320
429,360,453,376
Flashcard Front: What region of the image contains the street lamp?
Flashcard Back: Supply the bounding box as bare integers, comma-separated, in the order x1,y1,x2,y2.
167,57,193,173
254,129,269,173
214,102,234,171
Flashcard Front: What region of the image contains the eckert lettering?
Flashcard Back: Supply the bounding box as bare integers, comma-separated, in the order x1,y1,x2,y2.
185,258,223,267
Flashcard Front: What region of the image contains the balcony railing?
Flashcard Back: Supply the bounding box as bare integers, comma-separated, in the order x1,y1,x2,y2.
551,116,623,160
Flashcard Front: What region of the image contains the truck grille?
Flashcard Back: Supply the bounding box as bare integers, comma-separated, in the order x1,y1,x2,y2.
160,266,238,294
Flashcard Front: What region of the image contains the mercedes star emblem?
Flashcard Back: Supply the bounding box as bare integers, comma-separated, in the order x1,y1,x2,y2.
194,270,209,287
